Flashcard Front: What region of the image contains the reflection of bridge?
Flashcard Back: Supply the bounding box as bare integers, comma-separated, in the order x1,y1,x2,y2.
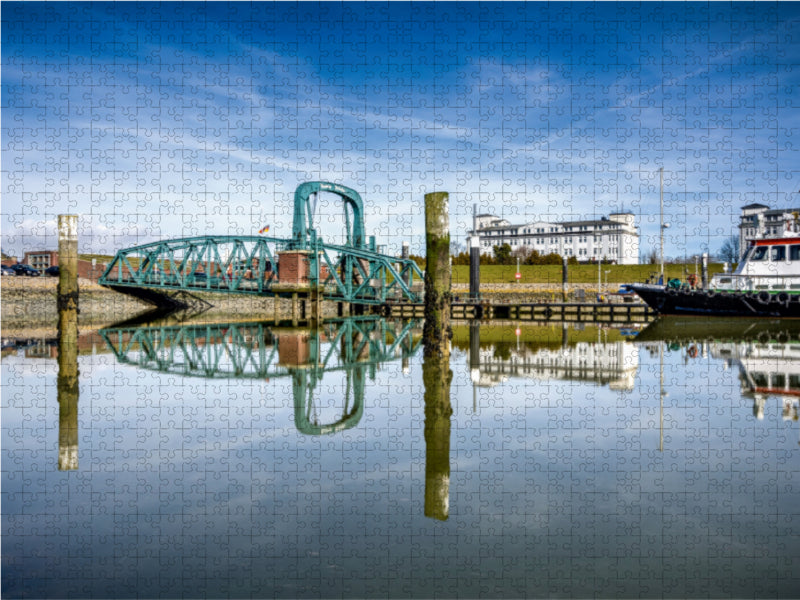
99,182,424,308
100,316,422,435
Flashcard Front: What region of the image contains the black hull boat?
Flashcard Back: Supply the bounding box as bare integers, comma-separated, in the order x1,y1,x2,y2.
629,284,800,318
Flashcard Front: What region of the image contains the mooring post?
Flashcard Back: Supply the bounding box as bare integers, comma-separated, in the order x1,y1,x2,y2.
701,253,709,289
421,191,452,521
562,257,569,302
291,293,298,326
57,214,79,471
423,191,451,358
469,235,480,301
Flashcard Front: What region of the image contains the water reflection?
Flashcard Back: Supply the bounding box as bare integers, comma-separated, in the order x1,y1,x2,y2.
101,316,422,436
4,315,800,597
638,318,800,432
56,297,79,470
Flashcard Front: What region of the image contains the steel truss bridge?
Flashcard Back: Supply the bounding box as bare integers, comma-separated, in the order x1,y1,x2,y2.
99,182,425,307
100,316,422,436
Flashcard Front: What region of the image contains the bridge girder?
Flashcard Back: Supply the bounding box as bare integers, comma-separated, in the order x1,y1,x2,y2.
99,234,424,305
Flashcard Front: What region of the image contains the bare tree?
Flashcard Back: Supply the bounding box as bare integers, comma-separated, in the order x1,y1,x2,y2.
718,235,740,264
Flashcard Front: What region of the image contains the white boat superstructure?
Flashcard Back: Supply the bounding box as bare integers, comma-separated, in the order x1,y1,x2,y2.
712,216,800,294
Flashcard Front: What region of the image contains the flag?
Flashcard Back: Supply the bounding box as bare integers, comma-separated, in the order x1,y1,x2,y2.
259,225,270,234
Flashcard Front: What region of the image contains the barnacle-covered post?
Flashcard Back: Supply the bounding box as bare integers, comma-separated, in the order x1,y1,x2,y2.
57,214,79,470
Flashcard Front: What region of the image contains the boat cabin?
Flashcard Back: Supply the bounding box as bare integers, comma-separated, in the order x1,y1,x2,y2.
712,235,800,292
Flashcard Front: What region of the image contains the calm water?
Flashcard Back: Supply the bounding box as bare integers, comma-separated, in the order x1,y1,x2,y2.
3,317,800,598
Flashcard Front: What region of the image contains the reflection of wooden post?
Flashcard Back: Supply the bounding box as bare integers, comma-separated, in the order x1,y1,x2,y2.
423,351,452,520
57,215,79,470
423,191,451,358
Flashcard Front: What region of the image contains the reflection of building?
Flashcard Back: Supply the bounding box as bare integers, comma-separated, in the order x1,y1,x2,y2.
470,341,639,391
711,341,800,422
472,212,639,264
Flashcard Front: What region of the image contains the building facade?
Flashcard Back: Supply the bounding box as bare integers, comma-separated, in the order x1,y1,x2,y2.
23,250,59,270
472,212,639,264
738,204,800,260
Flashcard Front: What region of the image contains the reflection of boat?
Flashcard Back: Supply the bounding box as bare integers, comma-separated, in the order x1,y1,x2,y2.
636,318,800,427
635,317,800,344
631,223,800,317
709,340,800,424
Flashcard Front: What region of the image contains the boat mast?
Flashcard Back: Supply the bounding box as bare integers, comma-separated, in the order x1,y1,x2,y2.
659,167,664,284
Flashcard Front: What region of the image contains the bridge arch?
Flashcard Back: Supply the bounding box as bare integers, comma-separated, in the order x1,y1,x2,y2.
292,181,366,249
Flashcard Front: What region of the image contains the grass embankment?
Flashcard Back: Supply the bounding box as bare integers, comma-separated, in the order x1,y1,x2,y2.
452,263,725,285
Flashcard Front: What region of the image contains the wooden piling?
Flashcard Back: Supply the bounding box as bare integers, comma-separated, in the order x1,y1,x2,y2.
422,191,453,520
469,235,480,300
423,191,451,358
57,214,79,470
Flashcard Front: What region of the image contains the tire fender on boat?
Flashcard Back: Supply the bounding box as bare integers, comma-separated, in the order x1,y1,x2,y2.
757,291,771,304
776,292,790,305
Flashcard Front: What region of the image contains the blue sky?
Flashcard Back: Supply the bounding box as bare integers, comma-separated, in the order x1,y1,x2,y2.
3,2,799,258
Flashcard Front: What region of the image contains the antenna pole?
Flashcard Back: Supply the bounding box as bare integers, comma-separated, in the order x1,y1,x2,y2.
659,168,665,284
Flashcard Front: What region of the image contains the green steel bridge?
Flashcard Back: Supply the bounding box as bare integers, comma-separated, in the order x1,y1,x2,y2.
98,182,425,308
100,316,422,436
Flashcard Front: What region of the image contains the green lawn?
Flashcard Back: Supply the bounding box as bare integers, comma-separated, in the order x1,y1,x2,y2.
451,263,727,285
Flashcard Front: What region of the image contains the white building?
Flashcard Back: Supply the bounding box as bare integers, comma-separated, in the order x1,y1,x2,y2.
472,212,639,265
738,203,800,260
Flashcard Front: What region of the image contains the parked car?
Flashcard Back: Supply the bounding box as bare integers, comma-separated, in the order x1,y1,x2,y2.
1,265,15,276
44,266,60,277
10,264,40,277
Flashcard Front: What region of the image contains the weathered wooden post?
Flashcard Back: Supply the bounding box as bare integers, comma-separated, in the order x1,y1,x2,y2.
421,191,453,520
469,235,480,301
57,214,79,470
423,191,451,357
562,257,569,302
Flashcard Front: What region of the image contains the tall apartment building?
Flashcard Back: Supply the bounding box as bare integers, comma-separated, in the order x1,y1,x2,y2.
471,212,639,265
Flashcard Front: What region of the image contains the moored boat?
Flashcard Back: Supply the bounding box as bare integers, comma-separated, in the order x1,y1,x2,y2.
631,218,800,317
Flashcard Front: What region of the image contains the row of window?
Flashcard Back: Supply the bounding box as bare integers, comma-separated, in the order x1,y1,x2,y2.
491,226,622,236
747,244,800,262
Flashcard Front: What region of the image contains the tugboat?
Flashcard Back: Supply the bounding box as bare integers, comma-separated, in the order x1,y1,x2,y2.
631,216,800,317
